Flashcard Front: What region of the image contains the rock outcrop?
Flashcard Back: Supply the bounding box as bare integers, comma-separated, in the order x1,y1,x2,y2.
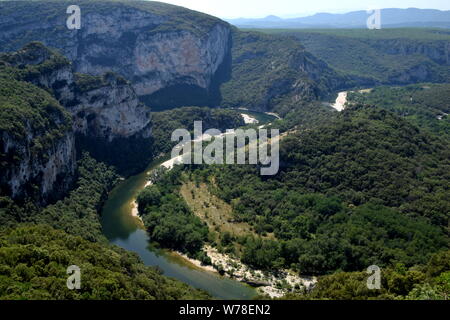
0,59,76,202
3,42,152,142
0,42,152,202
0,130,76,202
0,1,232,107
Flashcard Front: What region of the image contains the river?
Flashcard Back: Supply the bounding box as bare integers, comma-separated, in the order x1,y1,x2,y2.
100,158,258,300
100,111,278,300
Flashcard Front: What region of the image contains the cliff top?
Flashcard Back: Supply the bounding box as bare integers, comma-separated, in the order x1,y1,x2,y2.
0,0,229,38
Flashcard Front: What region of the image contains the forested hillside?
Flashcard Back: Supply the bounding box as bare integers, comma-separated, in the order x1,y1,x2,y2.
0,0,448,302
135,104,449,298
220,30,344,112
256,29,450,86
348,84,450,138
151,107,244,155
285,250,450,300
0,224,209,300
0,154,210,300
141,104,449,278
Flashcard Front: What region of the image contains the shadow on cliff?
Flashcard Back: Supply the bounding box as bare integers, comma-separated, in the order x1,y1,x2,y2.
75,134,154,177
139,35,233,111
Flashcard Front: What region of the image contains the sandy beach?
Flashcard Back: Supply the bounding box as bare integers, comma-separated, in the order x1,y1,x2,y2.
332,91,348,111
171,245,316,298
241,113,259,124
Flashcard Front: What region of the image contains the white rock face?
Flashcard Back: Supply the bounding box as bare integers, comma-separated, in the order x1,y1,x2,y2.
130,25,230,96
0,43,152,202
1,127,76,201
70,9,230,97
331,92,348,112
0,2,232,110
16,44,152,142
0,3,232,100
68,75,152,142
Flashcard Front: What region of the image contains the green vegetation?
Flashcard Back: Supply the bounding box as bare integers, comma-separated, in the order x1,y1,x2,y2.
220,30,342,112
0,154,210,300
284,250,450,300
268,101,334,132
0,224,209,300
137,167,209,258
0,44,72,144
151,106,245,155
29,153,119,242
257,28,450,41
0,153,118,242
254,28,450,85
76,133,153,177
0,76,71,147
127,0,227,36
0,51,73,200
74,71,129,93
0,42,71,83
177,105,449,275
348,84,450,138
1,3,449,301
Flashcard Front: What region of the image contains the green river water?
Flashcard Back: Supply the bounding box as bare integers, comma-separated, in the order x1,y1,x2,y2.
100,111,278,299
100,160,258,300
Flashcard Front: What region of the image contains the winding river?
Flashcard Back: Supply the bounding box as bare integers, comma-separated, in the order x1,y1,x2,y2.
100,159,258,300
100,111,278,300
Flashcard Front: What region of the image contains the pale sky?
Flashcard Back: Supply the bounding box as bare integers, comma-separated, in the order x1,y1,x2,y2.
154,0,450,19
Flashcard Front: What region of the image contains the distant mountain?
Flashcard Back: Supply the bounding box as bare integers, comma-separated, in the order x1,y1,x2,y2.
226,8,450,29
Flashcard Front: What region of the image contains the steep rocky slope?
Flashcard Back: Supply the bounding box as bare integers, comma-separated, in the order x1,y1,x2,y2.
2,42,152,141
269,29,450,85
0,0,231,107
220,30,343,112
0,42,152,202
0,1,343,111
0,61,76,203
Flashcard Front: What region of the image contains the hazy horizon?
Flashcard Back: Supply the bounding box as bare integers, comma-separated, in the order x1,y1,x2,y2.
154,0,450,19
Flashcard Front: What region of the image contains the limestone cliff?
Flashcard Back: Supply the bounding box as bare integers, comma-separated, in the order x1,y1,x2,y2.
3,42,152,142
0,42,152,201
0,63,76,203
0,1,231,107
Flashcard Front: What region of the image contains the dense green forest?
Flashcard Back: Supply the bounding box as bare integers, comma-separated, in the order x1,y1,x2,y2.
0,153,117,242
285,250,450,300
347,84,450,138
0,224,209,300
0,48,73,202
220,29,343,112
0,154,210,300
137,167,210,262
151,106,244,155
147,105,449,279
255,28,450,86
0,2,449,301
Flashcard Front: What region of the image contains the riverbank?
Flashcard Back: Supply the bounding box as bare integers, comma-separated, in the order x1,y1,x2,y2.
241,113,259,124
172,245,316,299
331,89,373,112
131,201,143,224
128,113,305,297
105,109,290,299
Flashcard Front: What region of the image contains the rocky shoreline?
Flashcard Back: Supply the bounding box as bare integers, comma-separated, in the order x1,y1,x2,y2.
174,245,316,298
